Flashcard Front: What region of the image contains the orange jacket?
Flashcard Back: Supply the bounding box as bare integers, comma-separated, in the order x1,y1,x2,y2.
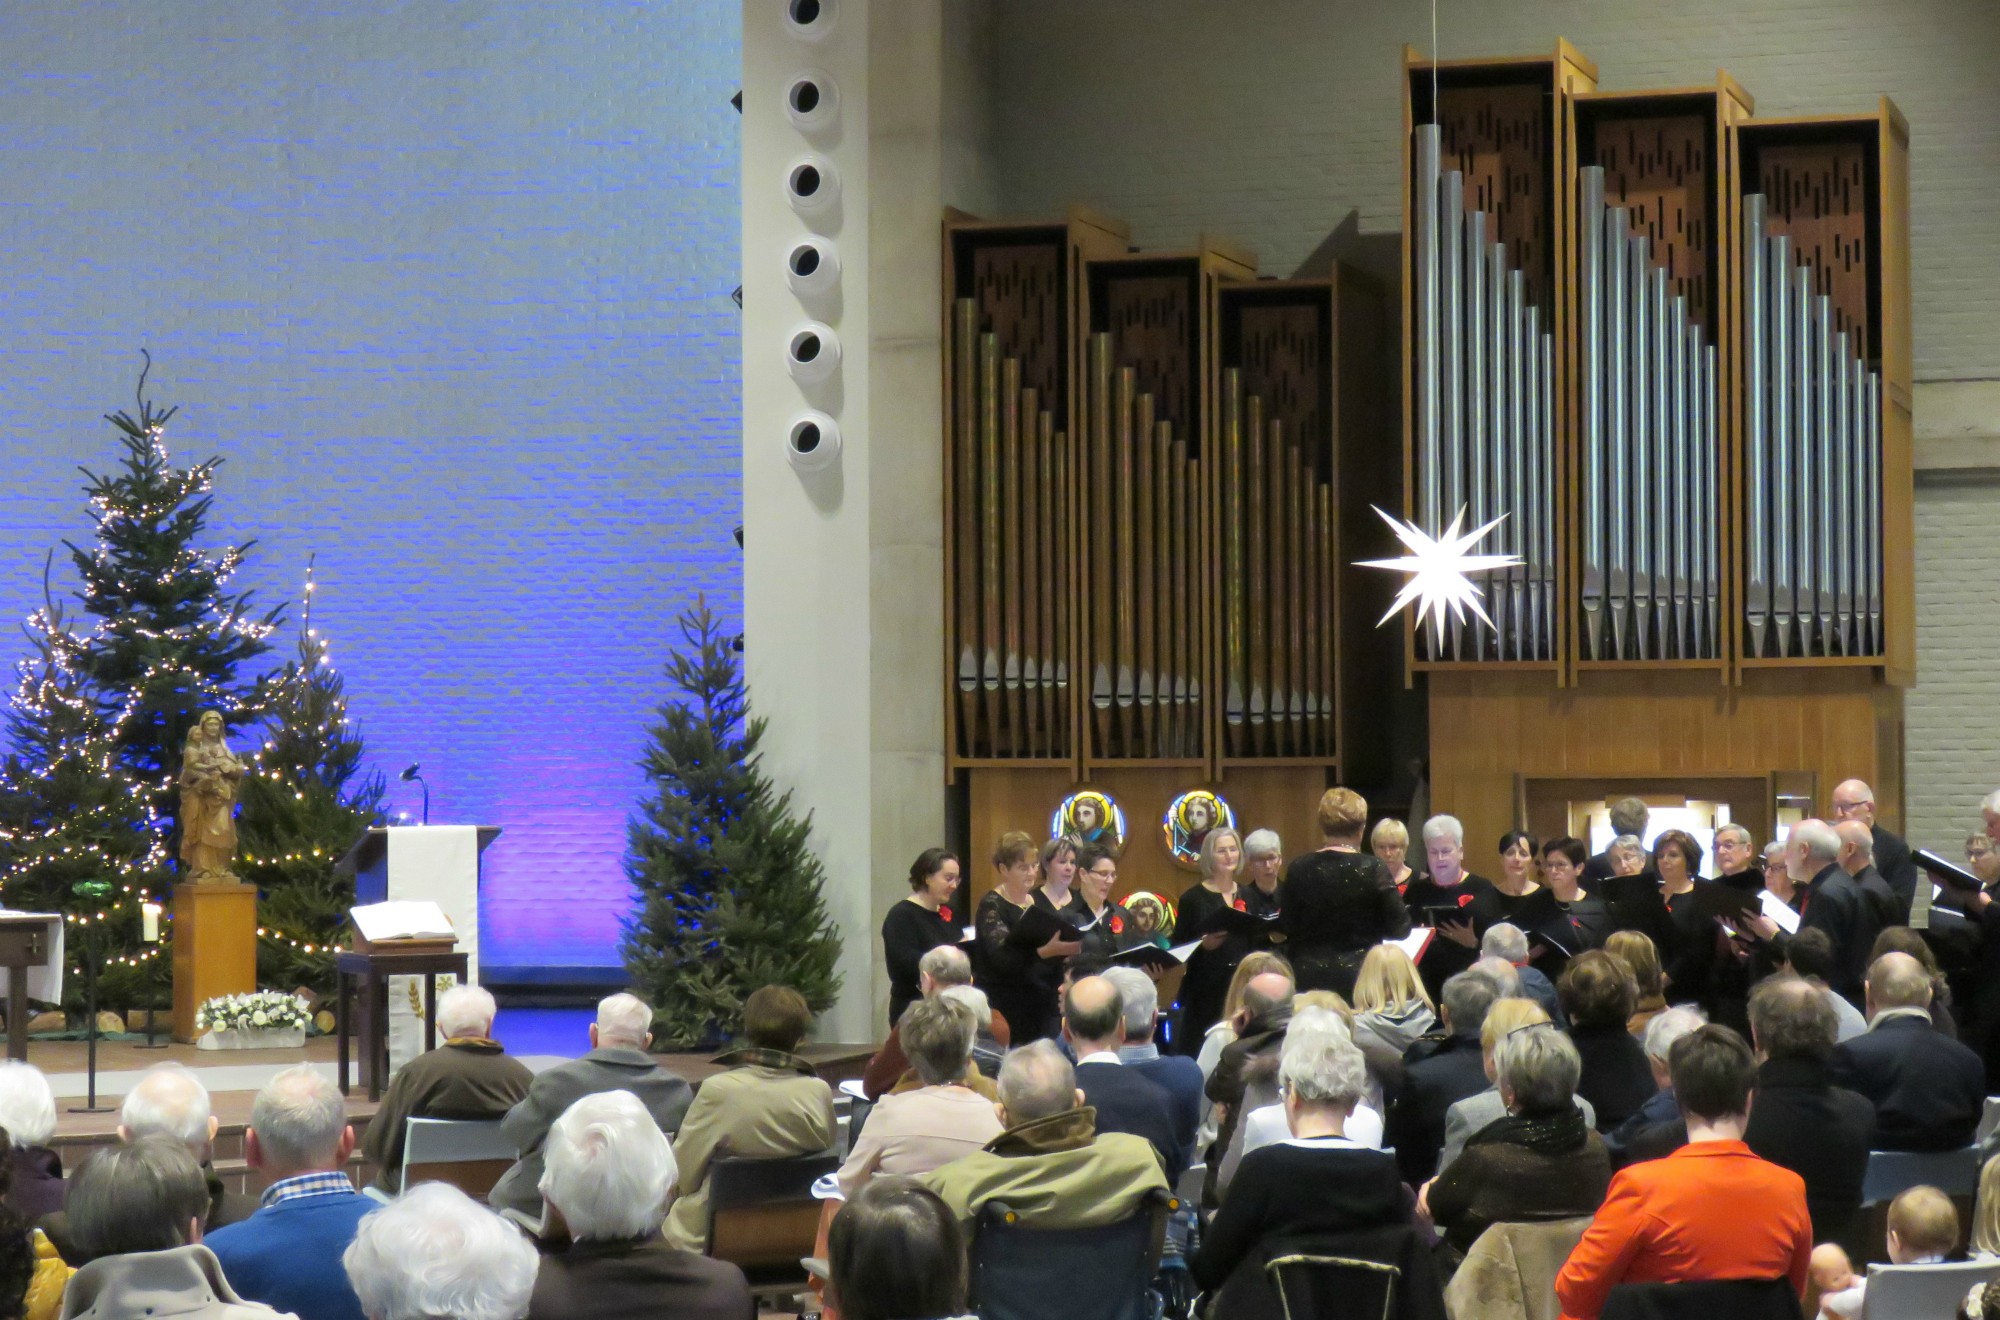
1554,1139,1812,1320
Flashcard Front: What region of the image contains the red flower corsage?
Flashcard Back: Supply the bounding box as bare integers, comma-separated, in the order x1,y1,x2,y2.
1110,914,1125,934
1456,893,1476,908
939,905,953,923
1232,897,1247,912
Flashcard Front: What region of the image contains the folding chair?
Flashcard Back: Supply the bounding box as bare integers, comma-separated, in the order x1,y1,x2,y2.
1267,1253,1401,1320
968,1189,1175,1320
705,1150,841,1307
1861,1258,2000,1318
398,1117,518,1199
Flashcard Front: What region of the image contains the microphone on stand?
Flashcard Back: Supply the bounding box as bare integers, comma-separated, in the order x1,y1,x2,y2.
399,764,430,826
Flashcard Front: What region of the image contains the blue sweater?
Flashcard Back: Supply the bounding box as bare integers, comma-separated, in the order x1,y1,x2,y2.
205,1190,376,1320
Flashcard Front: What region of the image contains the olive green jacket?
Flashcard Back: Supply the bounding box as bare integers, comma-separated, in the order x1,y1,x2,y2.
923,1106,1167,1231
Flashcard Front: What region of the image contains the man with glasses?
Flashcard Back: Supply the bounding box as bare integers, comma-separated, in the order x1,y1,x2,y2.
1830,779,1917,921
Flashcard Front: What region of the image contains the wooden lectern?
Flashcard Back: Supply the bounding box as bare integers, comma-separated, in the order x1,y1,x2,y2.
172,882,258,1042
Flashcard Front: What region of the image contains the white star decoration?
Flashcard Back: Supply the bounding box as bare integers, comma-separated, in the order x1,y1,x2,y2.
1357,506,1521,644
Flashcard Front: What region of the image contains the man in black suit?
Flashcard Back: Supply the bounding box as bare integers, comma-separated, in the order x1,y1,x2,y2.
1830,952,1986,1152
1712,824,1763,891
1386,966,1504,1184
1064,975,1183,1182
1745,975,1876,1244
1104,966,1201,1175
1832,778,1918,921
1834,820,1903,931
1790,818,1884,1005
1580,796,1651,885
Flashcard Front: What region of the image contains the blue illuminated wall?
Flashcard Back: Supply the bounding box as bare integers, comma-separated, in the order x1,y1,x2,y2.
0,3,742,980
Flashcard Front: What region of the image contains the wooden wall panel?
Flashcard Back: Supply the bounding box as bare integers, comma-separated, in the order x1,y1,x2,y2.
1429,669,1904,879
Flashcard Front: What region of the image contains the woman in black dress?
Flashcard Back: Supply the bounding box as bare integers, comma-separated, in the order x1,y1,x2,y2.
973,831,1081,1043
1172,827,1249,1054
1068,842,1137,959
1279,788,1410,998
880,847,963,1030
1401,815,1494,1000
1534,836,1611,985
1652,828,1730,1013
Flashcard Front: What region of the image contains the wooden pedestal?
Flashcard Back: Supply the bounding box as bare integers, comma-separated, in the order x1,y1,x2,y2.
172,882,258,1042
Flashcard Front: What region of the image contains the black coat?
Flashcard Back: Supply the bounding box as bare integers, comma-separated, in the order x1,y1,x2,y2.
1075,1057,1185,1183
1873,823,1918,921
1829,1013,1986,1151
1386,1032,1489,1184
1743,1054,1876,1245
1797,864,1886,1002
1571,1024,1658,1133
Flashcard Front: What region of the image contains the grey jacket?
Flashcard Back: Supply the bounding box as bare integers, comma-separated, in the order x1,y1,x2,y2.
489,1046,695,1215
60,1245,290,1320
1438,1088,1597,1173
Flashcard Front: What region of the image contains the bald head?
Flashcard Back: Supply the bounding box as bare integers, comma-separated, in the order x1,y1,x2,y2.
1866,951,1933,1016
119,1066,217,1152
997,1041,1078,1125
1242,971,1296,1024
1061,975,1125,1051
1831,779,1877,827
1787,819,1841,881
1835,820,1875,875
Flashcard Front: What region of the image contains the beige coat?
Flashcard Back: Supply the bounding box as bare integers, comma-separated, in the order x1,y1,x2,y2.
923,1106,1167,1232
1444,1217,1592,1320
59,1245,289,1320
662,1049,836,1253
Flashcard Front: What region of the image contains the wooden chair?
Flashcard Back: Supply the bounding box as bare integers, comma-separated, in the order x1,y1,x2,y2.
704,1151,840,1307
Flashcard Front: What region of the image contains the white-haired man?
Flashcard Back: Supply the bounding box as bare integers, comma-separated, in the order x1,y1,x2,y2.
1401,815,1492,996
1830,952,1985,1152
206,1065,375,1320
1479,923,1562,1025
43,1064,255,1264
1602,1006,1707,1164
527,1091,751,1320
1712,824,1760,888
360,984,531,1192
488,993,693,1218
1104,964,1202,1166
1830,778,1917,919
860,943,1009,1100
343,1183,538,1320
1788,819,1882,1004
923,1040,1166,1232
0,1060,62,1222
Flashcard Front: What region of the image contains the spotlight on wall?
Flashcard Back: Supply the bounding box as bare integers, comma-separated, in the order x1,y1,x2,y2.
787,411,841,473
785,155,840,216
786,237,840,299
785,70,839,135
784,0,837,41
786,322,841,385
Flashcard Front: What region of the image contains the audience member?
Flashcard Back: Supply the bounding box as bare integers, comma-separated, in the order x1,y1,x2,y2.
1469,955,1523,1000
1421,1021,1611,1255
861,946,1009,1101
1871,926,1958,1038
1438,997,1598,1172
1193,951,1291,1090
205,1066,373,1320
1234,997,1387,1160
1064,977,1182,1183
1387,967,1503,1183
1781,928,1869,1041
1203,970,1295,1185
0,1066,61,1222
1275,788,1409,997
1600,1007,1704,1164
1103,965,1202,1170
1830,951,1985,1151
488,993,692,1217
1976,1153,2000,1259
360,985,532,1192
1813,1185,1958,1320
1791,819,1883,1003
59,1138,283,1320
1192,1007,1410,1311
0,1134,67,1320
825,1179,966,1320
923,1041,1167,1230
1480,924,1561,1025
1349,944,1437,1058
838,997,1003,1197
1741,978,1878,1246
664,986,836,1251
1603,931,1667,1037
1560,951,1657,1133
343,1183,537,1320
1555,1026,1812,1317
43,1065,253,1265
528,1091,751,1320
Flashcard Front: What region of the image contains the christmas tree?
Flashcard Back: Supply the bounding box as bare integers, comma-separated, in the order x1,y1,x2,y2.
622,598,842,1048
237,561,385,996
66,367,281,834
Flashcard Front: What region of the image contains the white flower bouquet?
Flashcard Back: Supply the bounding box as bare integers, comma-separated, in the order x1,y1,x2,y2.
194,990,311,1049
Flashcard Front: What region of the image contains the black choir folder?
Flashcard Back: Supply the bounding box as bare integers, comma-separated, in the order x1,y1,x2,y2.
1109,941,1199,973
1193,904,1281,939
1005,905,1093,950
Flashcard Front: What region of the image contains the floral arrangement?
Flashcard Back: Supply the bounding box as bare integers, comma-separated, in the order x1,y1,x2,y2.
194,990,311,1035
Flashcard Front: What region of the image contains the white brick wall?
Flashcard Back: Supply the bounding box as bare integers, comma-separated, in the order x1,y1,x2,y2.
1908,476,2000,849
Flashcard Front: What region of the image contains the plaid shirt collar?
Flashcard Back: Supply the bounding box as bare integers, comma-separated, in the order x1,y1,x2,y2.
260,1171,356,1207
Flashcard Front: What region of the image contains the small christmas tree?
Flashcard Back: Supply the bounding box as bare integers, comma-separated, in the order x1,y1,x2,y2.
66,362,281,836
237,561,385,996
622,598,842,1048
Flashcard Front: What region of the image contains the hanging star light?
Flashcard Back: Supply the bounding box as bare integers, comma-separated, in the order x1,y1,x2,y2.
1357,506,1520,643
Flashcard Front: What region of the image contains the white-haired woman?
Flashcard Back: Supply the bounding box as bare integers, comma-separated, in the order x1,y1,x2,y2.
1171,827,1250,1054
1400,815,1495,998
1191,1007,1418,1314
1242,830,1284,921
0,1062,62,1220
344,1183,538,1320
530,1091,752,1319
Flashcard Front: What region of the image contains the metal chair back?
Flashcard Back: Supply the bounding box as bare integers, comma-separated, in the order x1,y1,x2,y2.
1266,1253,1400,1320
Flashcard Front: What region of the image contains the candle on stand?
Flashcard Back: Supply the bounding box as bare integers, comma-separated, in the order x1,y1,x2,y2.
141,901,161,944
